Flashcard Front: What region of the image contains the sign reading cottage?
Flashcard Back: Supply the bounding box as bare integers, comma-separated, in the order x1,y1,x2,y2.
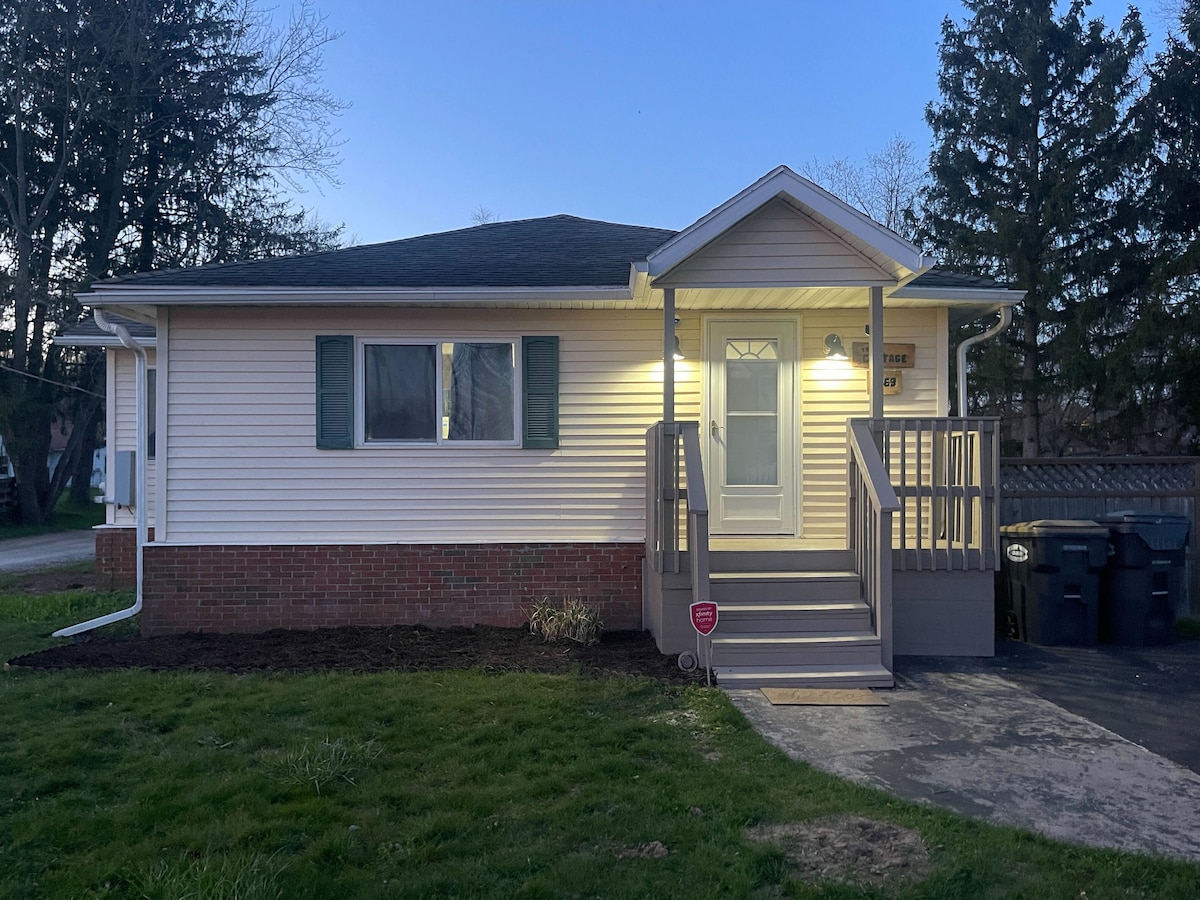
60,166,1023,688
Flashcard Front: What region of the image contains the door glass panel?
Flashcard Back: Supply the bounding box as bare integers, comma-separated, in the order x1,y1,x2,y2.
726,415,778,485
724,339,779,486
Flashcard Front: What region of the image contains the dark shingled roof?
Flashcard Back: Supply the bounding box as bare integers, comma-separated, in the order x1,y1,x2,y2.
101,216,679,289
906,269,1014,291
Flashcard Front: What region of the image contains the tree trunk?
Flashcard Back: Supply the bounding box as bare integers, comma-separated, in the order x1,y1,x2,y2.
1021,311,1040,457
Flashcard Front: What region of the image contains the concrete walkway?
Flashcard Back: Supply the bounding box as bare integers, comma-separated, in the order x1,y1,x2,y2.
0,531,94,573
727,660,1200,862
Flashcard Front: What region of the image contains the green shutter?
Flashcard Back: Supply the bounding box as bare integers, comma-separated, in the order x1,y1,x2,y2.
522,335,559,449
316,335,354,449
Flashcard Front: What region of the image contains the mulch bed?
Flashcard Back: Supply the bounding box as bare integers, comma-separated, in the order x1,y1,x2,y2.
6,567,705,683
9,625,705,684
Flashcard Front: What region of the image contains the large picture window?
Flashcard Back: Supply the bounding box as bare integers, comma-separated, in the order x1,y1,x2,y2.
316,334,557,450
362,341,517,444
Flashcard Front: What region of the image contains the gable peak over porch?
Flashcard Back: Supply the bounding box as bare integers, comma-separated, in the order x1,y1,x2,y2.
646,165,931,292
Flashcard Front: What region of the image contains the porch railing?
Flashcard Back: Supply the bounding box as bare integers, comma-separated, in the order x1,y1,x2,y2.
646,422,710,603
862,417,1001,572
847,419,900,670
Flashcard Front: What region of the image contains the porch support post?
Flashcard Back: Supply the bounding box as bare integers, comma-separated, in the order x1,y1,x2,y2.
869,285,884,420
663,288,675,423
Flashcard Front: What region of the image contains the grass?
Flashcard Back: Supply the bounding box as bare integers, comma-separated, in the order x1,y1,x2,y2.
3,581,1200,898
1178,616,1200,641
0,493,105,540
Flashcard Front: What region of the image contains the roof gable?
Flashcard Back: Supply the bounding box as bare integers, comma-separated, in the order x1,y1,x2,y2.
653,196,899,289
647,166,929,286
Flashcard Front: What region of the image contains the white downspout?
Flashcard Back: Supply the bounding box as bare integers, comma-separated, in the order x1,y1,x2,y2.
54,309,147,637
955,307,1012,416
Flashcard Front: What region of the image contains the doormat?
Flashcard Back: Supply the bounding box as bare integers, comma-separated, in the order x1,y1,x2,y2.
760,688,888,706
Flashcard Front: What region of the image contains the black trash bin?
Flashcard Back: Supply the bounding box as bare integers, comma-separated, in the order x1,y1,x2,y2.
999,520,1111,646
1097,511,1192,646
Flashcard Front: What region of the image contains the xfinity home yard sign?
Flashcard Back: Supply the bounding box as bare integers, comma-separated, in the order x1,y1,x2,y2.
690,601,718,636
690,601,718,685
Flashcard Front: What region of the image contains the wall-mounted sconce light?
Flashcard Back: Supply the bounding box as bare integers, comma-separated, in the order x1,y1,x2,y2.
824,333,848,360
673,317,685,360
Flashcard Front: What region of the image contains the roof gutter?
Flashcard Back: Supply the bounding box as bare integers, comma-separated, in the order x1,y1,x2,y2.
955,306,1012,416
81,284,634,306
54,309,148,637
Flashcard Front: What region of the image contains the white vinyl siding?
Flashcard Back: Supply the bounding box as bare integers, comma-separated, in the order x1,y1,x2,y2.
163,307,700,544
108,347,157,527
656,198,894,289
798,308,945,540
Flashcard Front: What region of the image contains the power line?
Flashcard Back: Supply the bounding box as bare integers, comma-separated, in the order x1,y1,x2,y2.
0,363,105,398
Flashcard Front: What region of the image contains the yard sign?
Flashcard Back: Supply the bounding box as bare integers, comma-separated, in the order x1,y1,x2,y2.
690,601,718,685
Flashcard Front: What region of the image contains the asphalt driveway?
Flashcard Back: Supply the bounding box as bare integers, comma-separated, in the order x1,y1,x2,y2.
0,531,95,573
727,639,1200,862
968,639,1200,775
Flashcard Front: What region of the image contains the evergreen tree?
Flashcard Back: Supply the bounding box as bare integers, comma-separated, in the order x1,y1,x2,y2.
1136,0,1200,449
920,0,1145,455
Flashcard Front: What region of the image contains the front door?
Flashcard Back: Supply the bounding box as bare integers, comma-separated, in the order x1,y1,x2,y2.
705,319,797,535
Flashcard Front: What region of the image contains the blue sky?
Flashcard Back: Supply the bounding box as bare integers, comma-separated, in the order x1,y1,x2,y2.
302,1,1161,245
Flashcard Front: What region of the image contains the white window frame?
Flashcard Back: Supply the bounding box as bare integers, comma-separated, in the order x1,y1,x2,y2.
354,337,522,447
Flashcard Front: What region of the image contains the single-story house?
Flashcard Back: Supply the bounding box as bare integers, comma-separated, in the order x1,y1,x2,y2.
59,166,1023,687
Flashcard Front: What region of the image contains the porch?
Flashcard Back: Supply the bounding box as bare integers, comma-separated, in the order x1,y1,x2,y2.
644,416,1001,688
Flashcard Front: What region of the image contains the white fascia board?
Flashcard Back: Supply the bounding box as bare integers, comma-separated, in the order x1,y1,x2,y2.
88,303,158,326
53,334,158,349
84,285,634,305
646,165,930,278
887,286,1026,304
628,261,647,295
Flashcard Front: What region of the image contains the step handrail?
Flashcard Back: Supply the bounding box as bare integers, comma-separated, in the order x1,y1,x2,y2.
679,422,711,615
847,419,900,672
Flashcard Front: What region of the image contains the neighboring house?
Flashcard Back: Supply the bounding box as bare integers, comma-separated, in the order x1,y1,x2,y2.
59,167,1023,687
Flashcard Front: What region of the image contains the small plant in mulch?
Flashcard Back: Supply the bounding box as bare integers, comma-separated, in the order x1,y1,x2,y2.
527,597,603,646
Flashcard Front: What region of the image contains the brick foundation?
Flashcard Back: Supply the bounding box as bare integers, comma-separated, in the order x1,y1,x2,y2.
94,527,153,591
137,542,645,636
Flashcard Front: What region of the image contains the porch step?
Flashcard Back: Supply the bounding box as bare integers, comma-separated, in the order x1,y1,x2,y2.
717,601,872,634
710,548,855,573
710,570,861,603
711,631,880,667
714,663,894,689
699,547,891,689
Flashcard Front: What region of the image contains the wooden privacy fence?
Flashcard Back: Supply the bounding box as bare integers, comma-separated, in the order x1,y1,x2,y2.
1000,457,1200,614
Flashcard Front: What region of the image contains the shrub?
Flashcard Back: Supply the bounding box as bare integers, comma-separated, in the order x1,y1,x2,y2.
527,597,603,645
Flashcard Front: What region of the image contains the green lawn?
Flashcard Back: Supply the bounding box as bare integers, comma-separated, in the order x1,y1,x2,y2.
3,581,1199,898
0,494,105,540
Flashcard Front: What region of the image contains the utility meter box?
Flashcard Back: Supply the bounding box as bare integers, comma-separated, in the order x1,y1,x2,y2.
113,450,136,507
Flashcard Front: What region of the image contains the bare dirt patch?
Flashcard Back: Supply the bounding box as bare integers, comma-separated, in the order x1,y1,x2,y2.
745,815,931,892
2,567,96,594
